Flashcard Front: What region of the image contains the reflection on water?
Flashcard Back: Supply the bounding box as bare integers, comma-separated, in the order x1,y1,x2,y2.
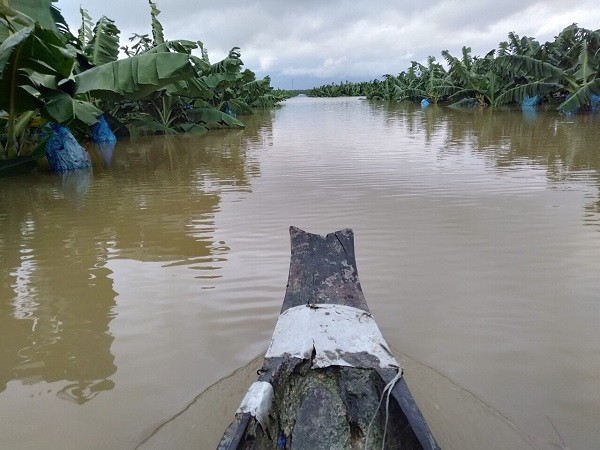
370,101,600,206
91,141,117,168
0,172,116,404
1,100,600,449
0,111,270,413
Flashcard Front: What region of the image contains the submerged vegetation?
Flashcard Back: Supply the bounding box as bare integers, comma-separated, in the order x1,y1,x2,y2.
0,0,291,168
308,24,600,113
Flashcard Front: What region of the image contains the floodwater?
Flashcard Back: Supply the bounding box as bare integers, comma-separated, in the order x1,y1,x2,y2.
1,97,599,449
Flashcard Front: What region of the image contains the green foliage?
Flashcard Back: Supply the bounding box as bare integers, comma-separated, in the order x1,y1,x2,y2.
74,52,196,100
309,24,600,114
186,106,245,128
0,0,284,170
92,3,283,136
495,26,600,111
84,16,120,66
495,55,564,83
149,0,165,47
121,33,152,56
77,7,94,49
558,78,600,111
0,0,58,40
494,81,561,106
307,80,375,97
0,22,102,157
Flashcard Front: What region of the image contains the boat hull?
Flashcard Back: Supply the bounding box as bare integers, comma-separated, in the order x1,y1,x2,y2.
219,227,440,449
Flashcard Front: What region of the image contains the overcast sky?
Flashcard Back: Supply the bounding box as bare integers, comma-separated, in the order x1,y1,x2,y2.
57,0,600,90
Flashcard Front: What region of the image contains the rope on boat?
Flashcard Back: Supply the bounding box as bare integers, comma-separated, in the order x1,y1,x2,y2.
364,370,403,450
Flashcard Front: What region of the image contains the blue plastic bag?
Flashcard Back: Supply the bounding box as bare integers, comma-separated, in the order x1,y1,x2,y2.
521,95,539,108
591,94,600,111
45,125,92,172
221,102,236,118
90,115,117,142
420,98,430,107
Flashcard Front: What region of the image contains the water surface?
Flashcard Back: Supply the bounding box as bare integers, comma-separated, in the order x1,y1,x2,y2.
1,97,599,449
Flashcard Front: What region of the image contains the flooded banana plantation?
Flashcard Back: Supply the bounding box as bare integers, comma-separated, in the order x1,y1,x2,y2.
1,96,600,449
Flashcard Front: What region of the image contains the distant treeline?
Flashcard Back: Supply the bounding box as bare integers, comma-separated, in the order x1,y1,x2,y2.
307,24,600,112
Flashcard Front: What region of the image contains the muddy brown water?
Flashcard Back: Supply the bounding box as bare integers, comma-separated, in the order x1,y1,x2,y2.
1,97,599,449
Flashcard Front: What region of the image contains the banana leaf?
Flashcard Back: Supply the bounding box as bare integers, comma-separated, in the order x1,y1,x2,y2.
41,89,102,125
228,98,254,115
178,123,208,134
186,107,245,127
209,48,242,74
0,28,75,109
0,26,102,124
495,55,564,83
147,40,198,55
74,52,196,101
0,24,75,87
77,7,94,48
571,39,596,83
0,1,57,43
449,97,479,108
558,79,600,111
167,77,211,99
204,72,238,89
494,82,561,106
85,16,120,66
149,0,164,46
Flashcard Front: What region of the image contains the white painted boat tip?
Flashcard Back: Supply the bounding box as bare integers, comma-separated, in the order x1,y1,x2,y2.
236,381,274,427
265,304,401,370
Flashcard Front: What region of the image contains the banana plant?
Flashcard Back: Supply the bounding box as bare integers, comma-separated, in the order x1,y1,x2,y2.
308,23,600,114
442,48,505,106
494,53,564,105
495,26,600,111
392,57,449,104
109,2,250,133
1,2,101,158
234,75,277,110
0,18,101,158
109,42,246,133
556,29,600,111
2,0,281,162
1,2,202,158
115,92,191,135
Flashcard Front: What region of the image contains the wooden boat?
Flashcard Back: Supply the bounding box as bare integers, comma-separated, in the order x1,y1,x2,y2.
219,227,440,449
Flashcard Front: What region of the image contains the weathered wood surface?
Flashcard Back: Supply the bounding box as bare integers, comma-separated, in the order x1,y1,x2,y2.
218,227,440,450
282,226,369,313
